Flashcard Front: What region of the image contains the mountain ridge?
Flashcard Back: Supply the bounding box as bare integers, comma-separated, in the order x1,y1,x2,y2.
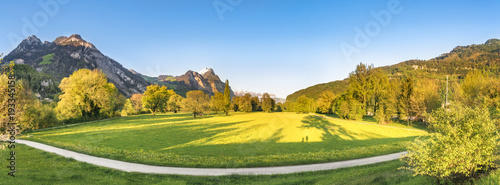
3,34,234,99
138,67,234,97
3,34,150,98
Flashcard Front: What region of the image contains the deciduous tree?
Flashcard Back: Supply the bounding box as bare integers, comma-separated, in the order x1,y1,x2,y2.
210,92,224,114
168,94,183,113
295,95,314,113
316,91,336,114
56,69,124,119
184,90,209,118
141,85,171,115
261,93,274,113
130,93,143,113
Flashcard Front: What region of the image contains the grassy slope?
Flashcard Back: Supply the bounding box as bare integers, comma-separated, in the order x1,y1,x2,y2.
40,53,54,65
23,112,426,168
0,144,432,185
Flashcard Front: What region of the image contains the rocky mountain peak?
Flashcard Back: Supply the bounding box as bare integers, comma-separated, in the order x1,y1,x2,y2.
11,35,44,54
53,34,95,49
200,67,215,75
26,35,42,44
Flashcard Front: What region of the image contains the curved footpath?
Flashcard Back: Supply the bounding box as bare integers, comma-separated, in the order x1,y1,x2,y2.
17,139,407,176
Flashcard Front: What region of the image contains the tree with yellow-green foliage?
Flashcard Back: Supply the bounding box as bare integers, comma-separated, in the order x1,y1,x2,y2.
294,95,314,113
261,93,275,113
210,92,224,114
184,90,209,118
168,94,183,113
316,91,336,114
121,99,135,116
141,84,174,115
55,69,124,120
130,93,143,113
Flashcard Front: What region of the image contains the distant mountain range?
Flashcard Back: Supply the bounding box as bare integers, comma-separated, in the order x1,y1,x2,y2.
287,38,500,102
138,67,234,97
3,34,233,99
234,90,285,103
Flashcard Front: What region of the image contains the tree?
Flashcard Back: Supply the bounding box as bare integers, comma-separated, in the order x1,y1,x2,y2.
184,90,209,118
168,94,183,113
403,103,500,183
261,93,274,113
374,79,398,124
367,69,390,116
461,70,493,107
295,95,314,113
251,96,261,111
410,78,441,122
56,69,124,120
347,63,374,114
239,93,253,112
399,77,414,125
141,85,171,115
232,96,240,112
316,91,336,114
223,79,231,116
121,99,135,116
22,101,57,129
130,93,143,113
275,102,283,112
334,93,364,120
0,74,41,132
210,92,224,114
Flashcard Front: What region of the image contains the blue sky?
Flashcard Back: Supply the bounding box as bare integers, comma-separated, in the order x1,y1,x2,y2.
0,0,499,98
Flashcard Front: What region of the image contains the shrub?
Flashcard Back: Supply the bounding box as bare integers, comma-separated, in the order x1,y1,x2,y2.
402,103,500,183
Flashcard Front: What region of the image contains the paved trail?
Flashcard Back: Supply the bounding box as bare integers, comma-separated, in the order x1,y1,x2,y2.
17,139,407,176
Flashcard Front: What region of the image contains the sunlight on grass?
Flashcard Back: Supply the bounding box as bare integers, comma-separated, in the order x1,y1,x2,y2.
24,112,427,167
162,112,425,150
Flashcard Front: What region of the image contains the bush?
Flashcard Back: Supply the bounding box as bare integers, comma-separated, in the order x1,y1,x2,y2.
22,102,58,129
403,103,500,183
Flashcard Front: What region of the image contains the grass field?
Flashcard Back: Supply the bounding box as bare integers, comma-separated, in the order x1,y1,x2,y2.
1,143,435,185
23,112,427,167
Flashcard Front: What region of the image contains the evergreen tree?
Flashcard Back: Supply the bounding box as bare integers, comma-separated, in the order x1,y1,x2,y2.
223,79,231,115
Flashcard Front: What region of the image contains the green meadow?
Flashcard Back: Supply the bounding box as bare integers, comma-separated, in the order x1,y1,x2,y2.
23,112,426,168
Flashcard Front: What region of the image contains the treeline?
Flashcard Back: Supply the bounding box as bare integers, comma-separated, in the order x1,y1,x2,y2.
125,79,232,118
285,63,500,125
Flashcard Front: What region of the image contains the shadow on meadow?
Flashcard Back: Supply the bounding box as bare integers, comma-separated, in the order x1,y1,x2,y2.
299,115,384,141
24,112,421,168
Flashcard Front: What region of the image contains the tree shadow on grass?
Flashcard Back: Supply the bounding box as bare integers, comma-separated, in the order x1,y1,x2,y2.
299,115,356,141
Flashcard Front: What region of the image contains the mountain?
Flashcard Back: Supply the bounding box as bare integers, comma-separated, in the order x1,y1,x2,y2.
3,34,150,98
234,90,285,103
286,38,500,102
139,68,234,97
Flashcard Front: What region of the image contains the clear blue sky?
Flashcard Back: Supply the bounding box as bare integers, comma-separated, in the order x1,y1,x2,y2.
0,0,499,98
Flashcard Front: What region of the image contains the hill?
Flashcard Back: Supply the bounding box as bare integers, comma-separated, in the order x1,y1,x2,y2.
286,80,348,102
286,38,500,102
